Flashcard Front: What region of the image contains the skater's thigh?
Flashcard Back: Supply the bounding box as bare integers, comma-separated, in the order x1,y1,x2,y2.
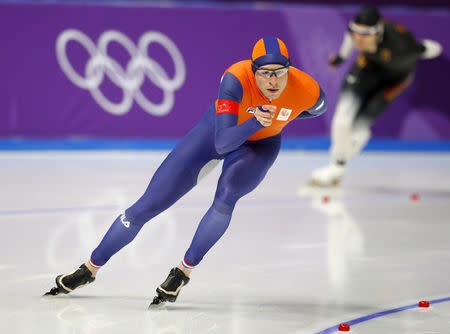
344,62,383,97
333,65,383,129
145,118,221,197
126,110,221,223
354,90,390,127
215,135,281,204
354,74,412,127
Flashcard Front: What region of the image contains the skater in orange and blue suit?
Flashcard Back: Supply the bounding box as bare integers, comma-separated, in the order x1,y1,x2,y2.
45,37,327,307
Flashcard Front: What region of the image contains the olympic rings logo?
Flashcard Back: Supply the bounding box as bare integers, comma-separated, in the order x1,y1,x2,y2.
56,29,186,116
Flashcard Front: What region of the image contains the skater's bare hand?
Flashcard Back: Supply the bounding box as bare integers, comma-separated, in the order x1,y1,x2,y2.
254,105,276,127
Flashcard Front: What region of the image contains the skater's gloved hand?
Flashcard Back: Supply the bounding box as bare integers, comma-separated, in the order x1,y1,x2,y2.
420,39,442,59
329,54,344,69
254,105,276,127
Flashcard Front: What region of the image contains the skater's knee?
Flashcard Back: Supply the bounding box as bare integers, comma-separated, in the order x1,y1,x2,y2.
333,95,360,130
333,112,354,130
211,197,235,215
125,201,165,227
215,171,264,209
353,123,371,143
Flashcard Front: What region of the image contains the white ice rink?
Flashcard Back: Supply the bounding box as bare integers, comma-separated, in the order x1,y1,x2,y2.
1,150,449,334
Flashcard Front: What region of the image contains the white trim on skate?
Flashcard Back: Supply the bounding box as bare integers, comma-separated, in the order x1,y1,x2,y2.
57,269,78,292
158,281,185,296
57,268,93,292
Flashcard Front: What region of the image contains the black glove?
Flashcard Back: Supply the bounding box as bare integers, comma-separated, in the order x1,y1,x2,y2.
329,55,344,67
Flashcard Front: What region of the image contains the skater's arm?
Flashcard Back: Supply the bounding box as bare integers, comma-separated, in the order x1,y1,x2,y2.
214,72,266,155
296,86,327,119
215,110,264,155
330,32,354,67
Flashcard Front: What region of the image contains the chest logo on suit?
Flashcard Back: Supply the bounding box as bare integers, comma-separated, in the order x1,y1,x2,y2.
276,108,292,121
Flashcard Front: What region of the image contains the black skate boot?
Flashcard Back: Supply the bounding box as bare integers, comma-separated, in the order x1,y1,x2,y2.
43,264,95,296
149,267,190,308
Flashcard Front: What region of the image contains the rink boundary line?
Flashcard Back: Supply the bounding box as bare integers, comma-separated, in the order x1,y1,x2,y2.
0,138,450,151
3,195,449,216
315,296,450,334
0,205,119,216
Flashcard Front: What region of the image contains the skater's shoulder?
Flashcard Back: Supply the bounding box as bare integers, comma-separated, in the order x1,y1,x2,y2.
382,20,416,47
220,60,256,91
289,67,319,85
383,20,411,36
225,60,253,77
288,67,320,98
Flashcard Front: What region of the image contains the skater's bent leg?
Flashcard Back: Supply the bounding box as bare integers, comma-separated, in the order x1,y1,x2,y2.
310,66,384,186
311,88,365,186
126,110,220,226
310,89,362,186
90,214,143,267
349,87,398,160
348,121,371,160
181,136,281,272
91,111,220,267
180,199,233,276
330,64,382,165
330,89,362,164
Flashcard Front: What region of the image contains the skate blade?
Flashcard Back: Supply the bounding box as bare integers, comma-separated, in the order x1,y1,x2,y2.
148,296,166,310
309,178,341,188
298,182,342,199
43,287,61,296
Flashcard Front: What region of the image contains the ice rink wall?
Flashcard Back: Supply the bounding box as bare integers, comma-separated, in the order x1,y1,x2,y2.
0,1,449,149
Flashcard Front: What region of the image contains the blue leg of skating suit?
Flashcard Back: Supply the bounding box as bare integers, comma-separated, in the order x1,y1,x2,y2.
183,134,281,267
90,104,281,267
